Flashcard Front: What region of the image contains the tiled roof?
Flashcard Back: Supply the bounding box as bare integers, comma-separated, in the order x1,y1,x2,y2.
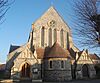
35,43,74,59
89,54,100,60
0,64,5,70
44,42,70,58
9,45,20,53
36,48,45,59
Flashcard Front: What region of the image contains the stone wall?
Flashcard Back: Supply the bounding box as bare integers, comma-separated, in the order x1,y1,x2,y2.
76,64,96,79
6,45,42,80
43,58,72,81
44,70,72,81
32,7,73,49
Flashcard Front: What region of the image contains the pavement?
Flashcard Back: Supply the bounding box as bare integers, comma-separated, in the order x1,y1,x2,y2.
0,79,100,83
16,79,100,83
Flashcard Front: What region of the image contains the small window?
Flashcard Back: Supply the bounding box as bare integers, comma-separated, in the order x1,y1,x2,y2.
50,61,53,68
32,68,38,74
61,61,64,68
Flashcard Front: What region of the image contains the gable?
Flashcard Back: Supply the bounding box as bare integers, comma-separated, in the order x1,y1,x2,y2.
30,6,74,49
77,50,94,64
14,45,38,62
7,45,25,62
6,44,39,69
33,6,70,32
15,48,36,62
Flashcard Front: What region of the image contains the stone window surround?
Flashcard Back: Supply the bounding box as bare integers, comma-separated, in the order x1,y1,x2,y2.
40,26,68,49
41,27,45,47
49,60,53,69
61,60,65,69
60,29,64,48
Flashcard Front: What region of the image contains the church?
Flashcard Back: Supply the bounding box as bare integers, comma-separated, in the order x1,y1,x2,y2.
5,6,98,81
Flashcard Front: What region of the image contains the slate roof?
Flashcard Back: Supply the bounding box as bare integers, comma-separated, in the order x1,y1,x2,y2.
36,48,45,59
9,45,20,53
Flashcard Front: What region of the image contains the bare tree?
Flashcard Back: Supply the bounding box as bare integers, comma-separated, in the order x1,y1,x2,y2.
0,0,12,23
73,0,100,48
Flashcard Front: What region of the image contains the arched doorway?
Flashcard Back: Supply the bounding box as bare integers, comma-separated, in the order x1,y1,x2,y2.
82,64,89,78
21,63,30,78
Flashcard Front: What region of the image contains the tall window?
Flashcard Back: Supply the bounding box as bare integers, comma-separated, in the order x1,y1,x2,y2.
49,28,52,46
60,29,64,47
50,61,53,68
67,32,69,49
54,29,57,43
61,61,64,68
41,27,45,47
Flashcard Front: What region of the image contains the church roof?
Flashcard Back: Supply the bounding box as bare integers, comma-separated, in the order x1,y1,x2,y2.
32,6,71,32
69,48,77,59
44,42,71,59
9,45,20,53
36,48,45,59
35,42,74,59
89,54,100,60
0,64,5,71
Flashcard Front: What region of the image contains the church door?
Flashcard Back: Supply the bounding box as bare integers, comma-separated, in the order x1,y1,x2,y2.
82,64,89,78
21,63,30,78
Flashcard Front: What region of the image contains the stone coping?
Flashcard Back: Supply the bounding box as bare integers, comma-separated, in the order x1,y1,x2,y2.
0,79,42,83
0,79,13,83
32,80,42,82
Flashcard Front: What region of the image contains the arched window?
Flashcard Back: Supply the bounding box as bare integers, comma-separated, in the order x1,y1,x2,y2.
50,61,53,68
61,61,64,68
60,29,64,47
67,32,69,49
54,29,57,43
48,28,52,46
41,27,45,47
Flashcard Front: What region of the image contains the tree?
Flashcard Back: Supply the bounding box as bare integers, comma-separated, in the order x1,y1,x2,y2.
73,0,100,48
70,0,100,79
0,0,12,23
